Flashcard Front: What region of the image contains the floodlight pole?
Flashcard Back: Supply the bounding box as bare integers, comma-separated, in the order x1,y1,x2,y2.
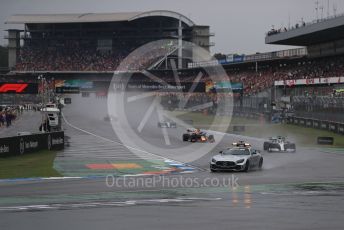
178,17,183,69
38,75,45,133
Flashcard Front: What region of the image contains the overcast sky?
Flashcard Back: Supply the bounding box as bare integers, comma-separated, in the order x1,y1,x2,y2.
1,0,343,54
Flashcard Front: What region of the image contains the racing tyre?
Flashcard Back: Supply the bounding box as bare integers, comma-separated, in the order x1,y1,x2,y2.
258,158,263,169
190,134,197,142
243,160,250,172
208,135,215,143
182,134,189,142
263,142,269,151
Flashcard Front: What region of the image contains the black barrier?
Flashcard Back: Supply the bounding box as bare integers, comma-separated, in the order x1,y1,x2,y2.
233,126,245,132
0,131,64,157
64,98,72,104
317,137,334,145
286,116,344,136
48,132,65,150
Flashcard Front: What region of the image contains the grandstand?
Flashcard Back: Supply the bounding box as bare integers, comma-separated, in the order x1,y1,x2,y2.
264,15,344,121
266,14,344,57
5,11,213,71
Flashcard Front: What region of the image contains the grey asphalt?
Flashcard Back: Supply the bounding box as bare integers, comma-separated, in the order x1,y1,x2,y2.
0,94,343,230
1,192,343,230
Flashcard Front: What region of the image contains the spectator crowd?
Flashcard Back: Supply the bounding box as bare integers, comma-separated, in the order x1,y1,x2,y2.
124,55,344,96
15,40,176,72
16,45,125,72
14,41,344,96
0,107,19,128
267,20,306,36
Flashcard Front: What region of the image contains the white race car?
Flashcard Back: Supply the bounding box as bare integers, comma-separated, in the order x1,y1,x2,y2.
158,121,177,128
104,115,118,122
263,136,296,152
210,141,263,172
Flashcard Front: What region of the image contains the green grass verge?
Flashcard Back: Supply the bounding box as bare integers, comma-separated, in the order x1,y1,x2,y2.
0,150,61,179
171,111,344,148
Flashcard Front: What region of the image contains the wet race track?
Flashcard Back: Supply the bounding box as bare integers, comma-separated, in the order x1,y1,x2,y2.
0,94,344,230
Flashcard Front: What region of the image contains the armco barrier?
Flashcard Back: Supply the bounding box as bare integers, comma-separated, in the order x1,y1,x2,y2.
286,116,344,136
0,131,64,157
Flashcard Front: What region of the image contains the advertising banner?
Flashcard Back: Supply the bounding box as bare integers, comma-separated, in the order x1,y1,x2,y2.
0,83,38,94
55,79,93,89
275,76,344,86
113,82,206,93
0,131,64,157
317,137,334,145
56,87,80,94
205,81,243,93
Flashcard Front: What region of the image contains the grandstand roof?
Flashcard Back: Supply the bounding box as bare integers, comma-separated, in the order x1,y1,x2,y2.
265,14,344,46
5,10,195,27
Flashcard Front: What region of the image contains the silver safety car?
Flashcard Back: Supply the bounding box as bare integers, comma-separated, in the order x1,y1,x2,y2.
210,141,263,172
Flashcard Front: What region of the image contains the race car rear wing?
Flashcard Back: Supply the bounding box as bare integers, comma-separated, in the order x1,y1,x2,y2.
232,141,251,147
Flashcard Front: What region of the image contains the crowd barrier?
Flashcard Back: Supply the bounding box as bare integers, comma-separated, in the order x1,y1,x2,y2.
0,131,64,157
286,117,344,135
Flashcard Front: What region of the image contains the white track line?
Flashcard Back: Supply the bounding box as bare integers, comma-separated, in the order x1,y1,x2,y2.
0,197,221,212
62,113,204,171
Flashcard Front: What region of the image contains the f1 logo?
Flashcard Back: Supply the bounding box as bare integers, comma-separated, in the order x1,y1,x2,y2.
0,83,28,93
